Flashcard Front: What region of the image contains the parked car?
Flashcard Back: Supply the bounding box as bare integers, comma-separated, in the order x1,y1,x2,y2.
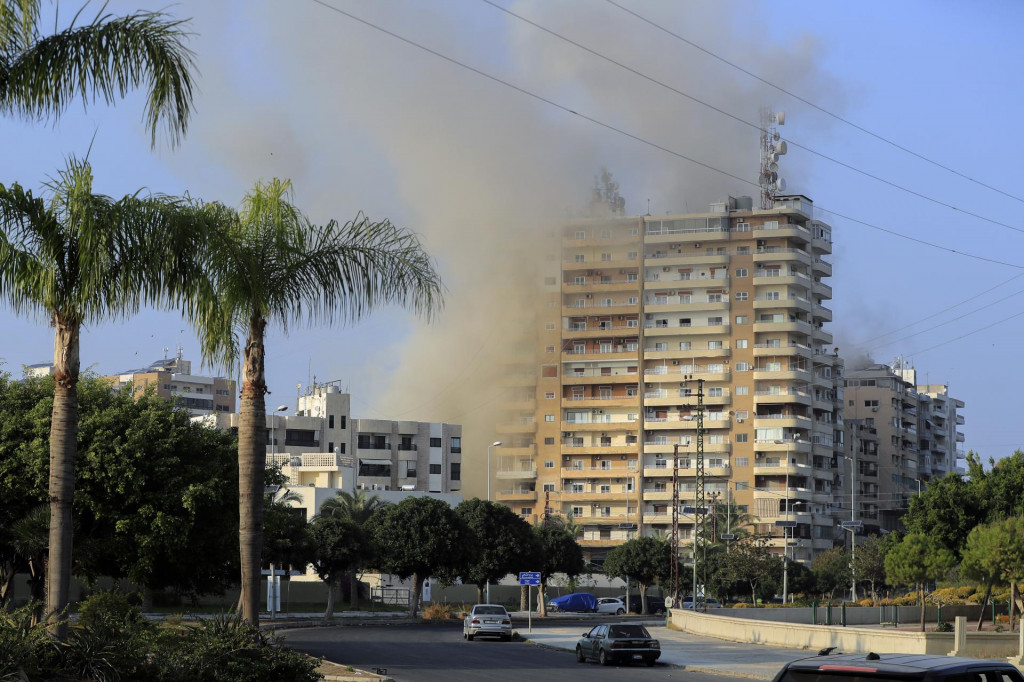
575,623,660,666
772,652,1024,682
595,597,626,615
617,594,667,615
462,604,512,641
547,592,598,613
680,596,722,609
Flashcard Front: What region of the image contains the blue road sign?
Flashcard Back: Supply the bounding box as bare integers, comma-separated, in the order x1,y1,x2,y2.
519,571,541,586
841,520,863,528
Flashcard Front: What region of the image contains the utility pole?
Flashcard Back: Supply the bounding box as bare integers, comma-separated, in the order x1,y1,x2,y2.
693,378,705,608
671,442,680,603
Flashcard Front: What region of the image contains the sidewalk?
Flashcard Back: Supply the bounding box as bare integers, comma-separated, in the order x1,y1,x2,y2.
516,620,810,680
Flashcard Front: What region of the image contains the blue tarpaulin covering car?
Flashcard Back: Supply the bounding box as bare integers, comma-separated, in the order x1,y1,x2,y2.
547,592,598,612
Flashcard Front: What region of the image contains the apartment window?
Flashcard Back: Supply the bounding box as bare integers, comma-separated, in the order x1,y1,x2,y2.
545,391,555,399
627,413,638,422
430,437,442,447
628,251,638,259
328,414,335,429
864,400,879,408
627,296,638,305
736,339,748,349
626,272,638,282
600,484,611,494
544,414,555,422
736,246,750,255
327,441,334,452
602,229,612,238
735,315,749,324
520,507,532,516
406,462,416,477
654,342,667,351
450,463,461,480
735,457,749,467
735,292,748,301
708,316,723,326
572,506,584,517
546,345,555,353
601,253,612,262
736,386,749,395
679,341,691,350
735,268,748,277
573,276,585,285
543,483,556,492
574,230,586,240
707,387,723,397
601,298,612,306
451,437,462,453
736,410,749,419
546,323,556,330
708,340,723,350
707,363,724,373
574,254,585,263
429,464,442,475
544,461,555,468
736,433,749,442
708,293,723,303
735,362,750,371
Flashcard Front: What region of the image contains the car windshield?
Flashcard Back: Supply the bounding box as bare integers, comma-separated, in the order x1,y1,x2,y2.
609,625,650,638
473,606,506,615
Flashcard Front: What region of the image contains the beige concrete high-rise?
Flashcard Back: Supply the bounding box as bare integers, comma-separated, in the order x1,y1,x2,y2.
494,194,843,564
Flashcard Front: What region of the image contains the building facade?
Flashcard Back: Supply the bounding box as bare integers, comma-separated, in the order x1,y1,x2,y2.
197,383,463,496
104,352,236,416
496,194,843,563
840,361,965,534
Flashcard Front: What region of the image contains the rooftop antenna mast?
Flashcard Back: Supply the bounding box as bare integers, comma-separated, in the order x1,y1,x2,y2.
759,107,787,209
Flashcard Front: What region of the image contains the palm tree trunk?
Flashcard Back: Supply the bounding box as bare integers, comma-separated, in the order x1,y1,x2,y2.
520,585,528,611
538,580,547,617
45,315,80,640
238,316,268,626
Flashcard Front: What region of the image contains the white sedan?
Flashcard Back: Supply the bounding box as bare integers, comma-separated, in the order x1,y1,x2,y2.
463,604,512,641
595,597,627,615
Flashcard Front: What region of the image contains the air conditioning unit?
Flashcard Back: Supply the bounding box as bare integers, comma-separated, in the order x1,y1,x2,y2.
563,455,571,461
694,243,701,248
736,418,744,423
585,294,592,298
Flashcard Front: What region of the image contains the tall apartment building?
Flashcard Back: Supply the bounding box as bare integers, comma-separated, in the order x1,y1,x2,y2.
104,351,236,416
495,194,842,564
197,383,463,498
840,361,965,534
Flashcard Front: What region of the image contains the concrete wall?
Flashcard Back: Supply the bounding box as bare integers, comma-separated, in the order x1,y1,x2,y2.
669,609,1020,659
718,605,989,625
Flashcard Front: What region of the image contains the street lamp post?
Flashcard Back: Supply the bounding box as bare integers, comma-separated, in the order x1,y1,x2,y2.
486,440,501,603
270,404,288,457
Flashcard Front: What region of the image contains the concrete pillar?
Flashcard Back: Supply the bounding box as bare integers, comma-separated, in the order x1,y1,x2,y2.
1007,625,1024,666
949,616,966,657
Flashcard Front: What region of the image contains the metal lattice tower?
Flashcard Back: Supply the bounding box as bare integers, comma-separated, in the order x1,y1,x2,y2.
694,378,706,604
670,442,680,602
758,106,787,209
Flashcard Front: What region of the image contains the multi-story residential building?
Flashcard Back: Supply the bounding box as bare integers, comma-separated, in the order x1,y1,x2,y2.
495,194,842,564
840,361,965,534
197,382,463,500
104,351,236,416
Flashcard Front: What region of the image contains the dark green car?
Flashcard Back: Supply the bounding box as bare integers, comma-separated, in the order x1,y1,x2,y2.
576,623,660,667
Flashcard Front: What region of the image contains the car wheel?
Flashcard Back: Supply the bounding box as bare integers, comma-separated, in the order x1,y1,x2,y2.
576,646,586,663
467,633,474,641
599,649,610,666
503,634,512,642
615,608,624,615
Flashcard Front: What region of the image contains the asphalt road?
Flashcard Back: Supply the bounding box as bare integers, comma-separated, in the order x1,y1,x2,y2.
280,621,725,682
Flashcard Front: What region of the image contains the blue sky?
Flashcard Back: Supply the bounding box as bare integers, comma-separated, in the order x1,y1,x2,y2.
2,1,1023,483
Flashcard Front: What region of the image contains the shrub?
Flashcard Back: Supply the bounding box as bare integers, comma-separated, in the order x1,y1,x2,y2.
77,589,147,631
0,604,57,681
934,621,954,632
731,602,754,608
857,598,874,607
421,602,456,620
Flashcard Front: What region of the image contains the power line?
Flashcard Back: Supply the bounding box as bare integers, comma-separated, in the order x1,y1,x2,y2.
603,0,1024,208
481,0,1024,236
850,272,1024,349
903,307,1024,358
307,0,1024,270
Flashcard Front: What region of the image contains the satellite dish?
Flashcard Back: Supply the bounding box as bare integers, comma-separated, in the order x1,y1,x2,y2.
769,162,779,172
777,140,788,155
769,152,779,163
776,177,787,192
776,111,786,125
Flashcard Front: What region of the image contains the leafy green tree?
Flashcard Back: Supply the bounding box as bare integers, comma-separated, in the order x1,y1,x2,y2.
454,498,537,604
851,535,888,602
366,496,475,618
884,532,956,631
903,472,985,560
308,515,366,618
0,167,208,638
721,535,780,605
971,451,1024,523
262,502,312,576
705,499,756,544
603,537,671,615
961,521,1007,630
0,0,196,146
318,489,388,609
534,523,585,617
811,547,851,600
188,179,442,625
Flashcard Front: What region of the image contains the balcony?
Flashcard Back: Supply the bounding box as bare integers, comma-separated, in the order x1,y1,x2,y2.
561,465,640,479
752,319,813,335
496,464,538,480
753,366,813,382
753,460,812,476
563,254,641,272
753,389,812,407
643,321,729,336
752,270,812,288
812,258,833,276
496,422,537,435
496,488,537,502
753,222,811,242
812,280,832,300
563,278,641,293
562,302,637,317
268,452,341,470
754,295,812,314
753,247,812,266
752,342,813,359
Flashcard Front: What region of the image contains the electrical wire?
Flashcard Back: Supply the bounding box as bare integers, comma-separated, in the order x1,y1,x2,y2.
307,0,1024,270
480,0,1024,236
603,0,1024,208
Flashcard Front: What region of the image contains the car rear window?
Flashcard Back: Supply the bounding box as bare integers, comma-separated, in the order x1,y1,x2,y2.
609,625,650,638
474,606,507,615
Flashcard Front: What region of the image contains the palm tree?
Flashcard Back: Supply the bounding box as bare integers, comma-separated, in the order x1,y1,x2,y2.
0,0,196,146
0,158,203,636
190,179,442,625
318,489,388,609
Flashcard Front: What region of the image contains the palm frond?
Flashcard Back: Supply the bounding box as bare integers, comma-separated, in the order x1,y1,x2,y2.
1,8,196,146
0,0,38,52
